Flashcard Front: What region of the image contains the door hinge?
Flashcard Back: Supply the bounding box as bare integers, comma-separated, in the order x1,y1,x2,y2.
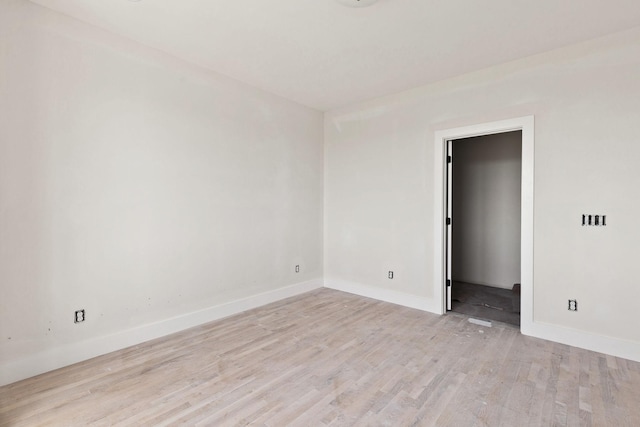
447,155,452,163
446,217,451,225
446,280,451,287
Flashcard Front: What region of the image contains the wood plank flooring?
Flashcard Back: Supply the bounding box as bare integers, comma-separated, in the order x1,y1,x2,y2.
1,288,640,426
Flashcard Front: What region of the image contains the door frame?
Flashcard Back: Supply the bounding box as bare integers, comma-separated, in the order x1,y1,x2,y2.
433,116,534,334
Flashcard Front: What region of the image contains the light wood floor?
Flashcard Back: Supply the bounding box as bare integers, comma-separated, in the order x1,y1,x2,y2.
2,289,640,426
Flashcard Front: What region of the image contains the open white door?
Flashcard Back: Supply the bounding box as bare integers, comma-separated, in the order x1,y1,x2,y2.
446,139,453,311
434,116,533,326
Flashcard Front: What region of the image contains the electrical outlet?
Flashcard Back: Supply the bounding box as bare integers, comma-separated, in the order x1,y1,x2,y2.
295,265,300,273
74,309,85,323
388,271,394,279
568,300,578,311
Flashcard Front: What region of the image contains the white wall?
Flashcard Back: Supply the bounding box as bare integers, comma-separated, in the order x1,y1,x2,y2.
0,0,323,385
4,0,640,387
325,27,640,360
452,132,522,289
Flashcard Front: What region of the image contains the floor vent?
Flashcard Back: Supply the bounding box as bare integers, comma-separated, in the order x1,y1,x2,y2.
468,318,492,328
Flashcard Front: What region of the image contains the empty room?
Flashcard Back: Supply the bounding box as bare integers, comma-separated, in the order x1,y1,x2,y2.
2,0,640,425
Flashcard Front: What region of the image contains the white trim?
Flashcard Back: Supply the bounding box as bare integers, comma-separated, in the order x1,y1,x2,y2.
0,279,323,386
324,279,440,314
325,279,640,362
433,116,535,336
527,322,640,362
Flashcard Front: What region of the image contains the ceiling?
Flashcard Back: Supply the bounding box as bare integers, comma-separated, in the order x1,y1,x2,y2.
28,0,640,111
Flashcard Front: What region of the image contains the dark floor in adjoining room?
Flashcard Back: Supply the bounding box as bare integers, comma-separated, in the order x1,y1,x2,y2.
451,281,520,327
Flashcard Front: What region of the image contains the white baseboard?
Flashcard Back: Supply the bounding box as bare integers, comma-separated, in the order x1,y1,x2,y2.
6,278,638,386
523,321,640,363
324,279,441,314
325,279,640,363
0,279,322,387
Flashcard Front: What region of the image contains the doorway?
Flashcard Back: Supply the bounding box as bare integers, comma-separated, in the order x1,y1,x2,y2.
449,132,522,326
433,116,534,333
